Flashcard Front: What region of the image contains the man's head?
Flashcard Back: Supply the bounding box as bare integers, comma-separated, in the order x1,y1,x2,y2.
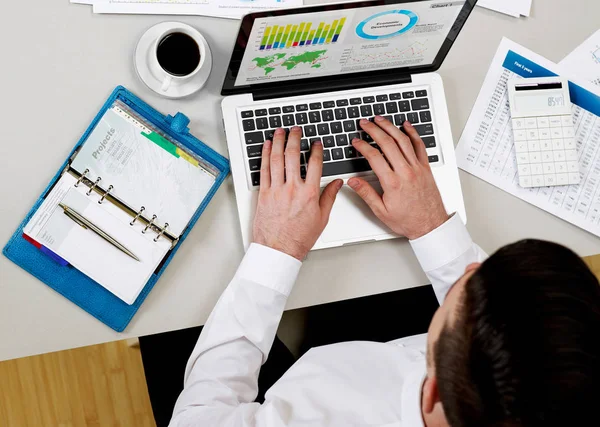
422,239,600,427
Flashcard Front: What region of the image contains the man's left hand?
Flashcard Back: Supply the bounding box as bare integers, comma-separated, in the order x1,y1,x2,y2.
253,127,343,261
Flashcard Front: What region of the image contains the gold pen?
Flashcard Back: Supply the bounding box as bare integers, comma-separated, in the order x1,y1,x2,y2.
58,202,141,262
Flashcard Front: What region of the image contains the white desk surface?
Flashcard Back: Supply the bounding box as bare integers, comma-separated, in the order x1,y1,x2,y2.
1,0,599,362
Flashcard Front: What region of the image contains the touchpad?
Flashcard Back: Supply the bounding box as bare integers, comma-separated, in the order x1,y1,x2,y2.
320,181,391,244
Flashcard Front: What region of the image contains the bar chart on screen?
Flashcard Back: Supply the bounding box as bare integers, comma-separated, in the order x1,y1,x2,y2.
257,16,349,50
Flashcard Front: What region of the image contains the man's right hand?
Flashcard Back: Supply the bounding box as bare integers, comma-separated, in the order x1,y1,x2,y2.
348,117,449,241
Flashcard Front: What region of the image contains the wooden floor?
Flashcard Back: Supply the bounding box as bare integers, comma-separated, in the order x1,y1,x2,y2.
2,254,600,427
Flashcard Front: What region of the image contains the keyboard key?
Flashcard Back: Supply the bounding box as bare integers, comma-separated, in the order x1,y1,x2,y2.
349,132,361,142
304,125,317,137
411,98,429,110
402,91,415,99
390,93,401,100
336,99,349,107
422,136,436,148
348,106,360,118
363,96,375,103
282,106,295,113
313,123,328,135
300,165,307,179
310,138,321,146
251,172,260,186
282,115,294,127
249,158,261,171
373,104,385,115
428,155,439,163
350,98,362,105
414,123,434,136
309,102,322,110
245,131,264,144
419,111,432,123
376,94,388,102
383,115,393,123
399,101,410,112
332,148,344,160
269,116,281,128
264,129,276,140
257,117,269,129
247,144,263,157
255,109,267,116
323,149,331,162
386,102,398,114
269,107,281,115
335,109,347,120
345,146,357,158
242,119,255,131
363,132,373,142
296,113,308,125
323,101,335,108
296,104,309,111
300,139,309,151
336,134,349,146
361,105,373,117
407,112,419,124
331,122,343,133
241,110,253,118
322,110,334,121
394,114,407,125
343,120,356,132
309,111,321,123
323,136,335,148
416,90,427,97
323,158,371,176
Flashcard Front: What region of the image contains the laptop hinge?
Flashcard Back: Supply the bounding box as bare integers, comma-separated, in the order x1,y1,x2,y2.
253,74,413,102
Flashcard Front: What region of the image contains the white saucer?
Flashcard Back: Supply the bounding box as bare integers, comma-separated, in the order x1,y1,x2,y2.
134,22,212,99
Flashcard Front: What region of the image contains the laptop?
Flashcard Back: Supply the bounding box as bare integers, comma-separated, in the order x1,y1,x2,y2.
221,0,475,251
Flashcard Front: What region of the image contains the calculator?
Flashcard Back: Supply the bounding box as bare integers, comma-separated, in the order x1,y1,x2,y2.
508,76,580,188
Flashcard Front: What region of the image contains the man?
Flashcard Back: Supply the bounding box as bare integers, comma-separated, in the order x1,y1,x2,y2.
169,117,600,426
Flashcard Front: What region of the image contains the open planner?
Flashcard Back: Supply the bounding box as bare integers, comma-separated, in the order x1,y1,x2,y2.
3,87,229,331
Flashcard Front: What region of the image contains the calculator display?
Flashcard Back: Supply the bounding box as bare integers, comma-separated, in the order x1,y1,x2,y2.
515,91,566,112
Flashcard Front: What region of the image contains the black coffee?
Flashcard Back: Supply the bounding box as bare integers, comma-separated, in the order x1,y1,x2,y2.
156,32,201,77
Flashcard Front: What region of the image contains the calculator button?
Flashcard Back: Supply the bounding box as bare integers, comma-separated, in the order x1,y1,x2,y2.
555,162,567,173
514,130,527,141
551,128,564,138
561,115,574,127
544,175,557,186
525,118,538,129
512,118,525,129
542,152,553,162
527,129,539,140
552,139,564,150
540,140,552,151
519,176,532,187
516,153,529,164
528,141,540,151
569,173,581,185
537,117,550,128
557,173,569,185
565,149,578,161
532,175,544,186
564,138,576,149
549,117,562,127
543,163,556,174
553,151,566,162
530,153,542,164
567,161,579,172
518,164,531,175
539,129,551,139
563,126,575,138
515,141,528,152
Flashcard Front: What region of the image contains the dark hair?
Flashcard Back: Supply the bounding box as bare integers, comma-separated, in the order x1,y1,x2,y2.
434,239,600,427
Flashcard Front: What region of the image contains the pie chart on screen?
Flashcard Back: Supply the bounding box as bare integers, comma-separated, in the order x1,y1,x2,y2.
356,10,419,40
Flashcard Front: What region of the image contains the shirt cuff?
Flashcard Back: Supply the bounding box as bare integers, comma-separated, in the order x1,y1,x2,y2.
235,243,303,297
409,214,474,273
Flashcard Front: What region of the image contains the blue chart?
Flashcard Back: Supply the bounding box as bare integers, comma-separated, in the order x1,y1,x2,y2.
356,9,419,40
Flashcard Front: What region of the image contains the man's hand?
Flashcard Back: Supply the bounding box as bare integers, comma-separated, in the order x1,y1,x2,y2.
348,117,449,240
253,127,343,261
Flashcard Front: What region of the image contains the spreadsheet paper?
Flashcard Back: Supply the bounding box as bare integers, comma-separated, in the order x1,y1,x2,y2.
455,38,600,237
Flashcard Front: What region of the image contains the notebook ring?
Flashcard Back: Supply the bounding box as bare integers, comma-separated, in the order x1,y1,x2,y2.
130,206,145,226
142,214,158,234
75,169,89,188
153,223,169,242
86,177,102,196
98,185,113,204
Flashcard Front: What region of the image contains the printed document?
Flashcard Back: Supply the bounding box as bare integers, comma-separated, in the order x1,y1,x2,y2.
455,38,600,237
559,29,600,87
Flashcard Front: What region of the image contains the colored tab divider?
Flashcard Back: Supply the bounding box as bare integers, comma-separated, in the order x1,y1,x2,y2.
23,233,69,266
142,131,199,167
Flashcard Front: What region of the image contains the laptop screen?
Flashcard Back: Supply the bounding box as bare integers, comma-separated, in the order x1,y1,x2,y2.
222,0,477,95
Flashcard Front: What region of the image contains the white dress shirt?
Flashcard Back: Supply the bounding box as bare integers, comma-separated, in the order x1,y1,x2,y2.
170,215,487,427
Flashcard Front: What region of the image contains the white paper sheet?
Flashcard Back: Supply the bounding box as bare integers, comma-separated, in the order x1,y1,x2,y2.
455,38,600,237
477,0,532,18
559,29,600,87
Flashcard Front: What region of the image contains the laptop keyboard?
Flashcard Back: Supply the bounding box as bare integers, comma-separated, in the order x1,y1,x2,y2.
240,89,439,187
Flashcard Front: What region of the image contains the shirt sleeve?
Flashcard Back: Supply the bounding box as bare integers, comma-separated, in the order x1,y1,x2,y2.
169,243,302,427
409,214,488,304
